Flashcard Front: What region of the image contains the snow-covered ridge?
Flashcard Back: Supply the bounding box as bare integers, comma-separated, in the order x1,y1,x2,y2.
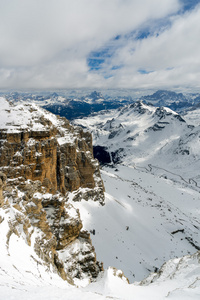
74,100,200,185
0,97,67,134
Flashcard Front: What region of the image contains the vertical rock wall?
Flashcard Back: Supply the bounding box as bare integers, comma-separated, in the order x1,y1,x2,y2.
0,116,104,201
0,101,104,284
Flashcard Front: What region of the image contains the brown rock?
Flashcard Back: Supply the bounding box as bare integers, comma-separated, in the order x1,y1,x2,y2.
0,101,104,283
57,230,103,281
42,195,83,249
0,172,6,206
0,103,104,201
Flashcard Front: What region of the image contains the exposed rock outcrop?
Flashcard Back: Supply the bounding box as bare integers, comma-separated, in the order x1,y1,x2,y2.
0,98,104,285
0,172,6,206
0,177,103,283
0,98,104,202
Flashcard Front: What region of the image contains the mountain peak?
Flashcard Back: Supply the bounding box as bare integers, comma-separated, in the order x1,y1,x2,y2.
140,90,189,109
88,91,103,99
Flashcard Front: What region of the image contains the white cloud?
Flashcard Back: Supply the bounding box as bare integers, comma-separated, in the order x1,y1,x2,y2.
2,0,197,90
105,4,200,91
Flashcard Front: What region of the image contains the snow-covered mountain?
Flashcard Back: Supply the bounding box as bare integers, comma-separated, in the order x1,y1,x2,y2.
140,90,200,112
74,100,200,185
1,97,200,299
72,100,200,285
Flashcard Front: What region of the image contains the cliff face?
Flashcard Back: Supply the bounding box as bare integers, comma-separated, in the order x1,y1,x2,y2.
0,99,104,201
0,98,104,285
0,127,99,194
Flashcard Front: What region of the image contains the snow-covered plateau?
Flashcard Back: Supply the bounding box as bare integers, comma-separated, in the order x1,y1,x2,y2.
1,97,200,299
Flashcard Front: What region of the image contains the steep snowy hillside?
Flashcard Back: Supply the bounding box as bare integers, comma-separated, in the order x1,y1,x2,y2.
74,101,200,186
72,164,200,282
1,173,200,299
1,224,200,300
184,107,200,126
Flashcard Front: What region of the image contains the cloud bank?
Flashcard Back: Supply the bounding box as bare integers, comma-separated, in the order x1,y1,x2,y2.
0,0,199,91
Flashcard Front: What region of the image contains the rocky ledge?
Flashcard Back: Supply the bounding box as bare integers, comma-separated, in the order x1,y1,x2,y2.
0,98,104,285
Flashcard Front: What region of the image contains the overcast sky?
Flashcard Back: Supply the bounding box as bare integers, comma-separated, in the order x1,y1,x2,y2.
0,0,199,91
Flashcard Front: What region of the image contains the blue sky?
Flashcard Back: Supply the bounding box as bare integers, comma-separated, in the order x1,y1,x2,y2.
0,0,200,91
87,0,200,82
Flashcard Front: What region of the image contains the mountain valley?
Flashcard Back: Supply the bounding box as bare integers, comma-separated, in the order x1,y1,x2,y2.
0,94,200,299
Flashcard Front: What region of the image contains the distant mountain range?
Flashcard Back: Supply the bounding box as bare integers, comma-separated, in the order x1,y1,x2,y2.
1,90,132,120
2,89,200,120
140,90,200,112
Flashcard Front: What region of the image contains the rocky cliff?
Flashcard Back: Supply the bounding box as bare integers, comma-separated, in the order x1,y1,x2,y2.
0,98,104,285
0,99,104,199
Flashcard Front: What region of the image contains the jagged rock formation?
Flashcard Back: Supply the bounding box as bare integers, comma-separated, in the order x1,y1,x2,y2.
0,98,104,201
0,98,104,285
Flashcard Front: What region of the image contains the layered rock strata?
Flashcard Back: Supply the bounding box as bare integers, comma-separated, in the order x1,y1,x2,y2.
0,100,104,201
0,98,104,284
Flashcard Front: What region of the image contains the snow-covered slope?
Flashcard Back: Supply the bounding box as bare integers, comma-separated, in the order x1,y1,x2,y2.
71,164,200,282
1,205,200,299
184,107,200,126
1,213,200,300
72,100,200,285
87,252,200,300
74,101,200,186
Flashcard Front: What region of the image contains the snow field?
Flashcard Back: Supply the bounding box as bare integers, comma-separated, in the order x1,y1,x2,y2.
71,165,200,283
